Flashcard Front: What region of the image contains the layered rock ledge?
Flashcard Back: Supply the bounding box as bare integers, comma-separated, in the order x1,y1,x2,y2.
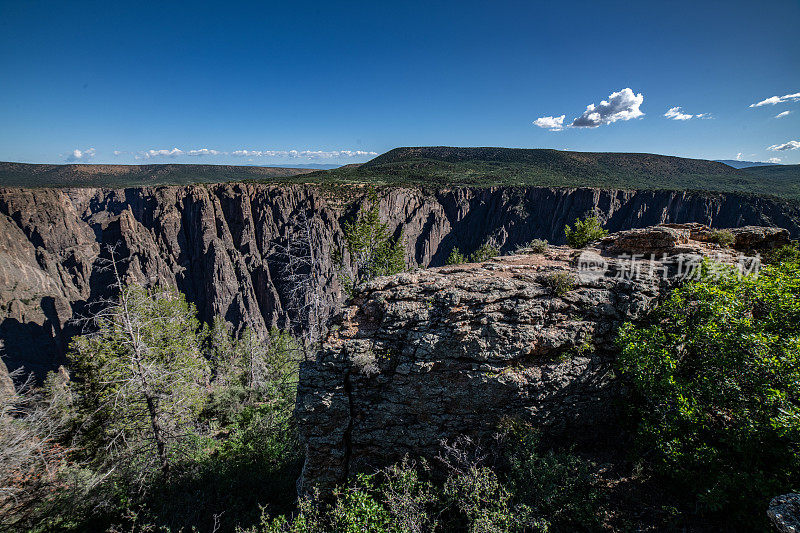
296,224,789,491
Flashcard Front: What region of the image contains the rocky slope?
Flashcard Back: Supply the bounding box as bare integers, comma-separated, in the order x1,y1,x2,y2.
0,184,798,377
296,224,789,491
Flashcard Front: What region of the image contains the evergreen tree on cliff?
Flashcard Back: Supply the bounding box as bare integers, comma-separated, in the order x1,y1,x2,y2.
337,190,406,294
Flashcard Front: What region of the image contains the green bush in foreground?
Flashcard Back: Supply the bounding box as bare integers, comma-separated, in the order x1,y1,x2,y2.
248,425,598,533
564,214,608,248
618,257,800,528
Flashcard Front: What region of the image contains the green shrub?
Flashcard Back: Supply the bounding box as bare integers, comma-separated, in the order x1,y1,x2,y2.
469,243,500,263
443,466,526,533
542,272,576,297
516,239,549,254
617,258,800,527
500,421,600,532
764,243,800,265
246,459,438,533
446,247,467,265
564,214,608,248
706,229,736,247
447,243,500,265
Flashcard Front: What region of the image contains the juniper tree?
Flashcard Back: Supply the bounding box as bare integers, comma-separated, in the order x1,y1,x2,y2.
337,190,406,295
69,281,209,479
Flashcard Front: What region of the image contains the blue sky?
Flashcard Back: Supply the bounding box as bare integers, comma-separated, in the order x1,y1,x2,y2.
1,0,798,166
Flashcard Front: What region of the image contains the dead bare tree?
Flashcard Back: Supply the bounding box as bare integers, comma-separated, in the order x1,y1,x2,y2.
273,209,327,357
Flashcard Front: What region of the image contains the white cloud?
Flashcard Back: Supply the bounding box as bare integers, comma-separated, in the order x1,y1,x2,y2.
664,107,712,121
231,149,378,159
736,152,743,160
186,148,220,156
136,148,184,160
750,92,800,107
131,147,379,161
533,115,565,131
664,107,692,121
571,88,644,128
768,158,782,163
767,140,800,151
776,110,792,119
65,148,96,162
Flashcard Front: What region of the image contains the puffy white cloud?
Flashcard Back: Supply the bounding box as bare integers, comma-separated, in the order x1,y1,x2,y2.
571,88,644,128
750,92,800,107
767,140,800,151
664,107,692,120
776,110,792,119
768,158,782,163
136,148,184,160
736,152,743,160
533,115,566,131
65,148,96,162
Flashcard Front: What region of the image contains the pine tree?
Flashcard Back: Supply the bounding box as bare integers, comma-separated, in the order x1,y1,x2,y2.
69,283,209,478
338,191,406,294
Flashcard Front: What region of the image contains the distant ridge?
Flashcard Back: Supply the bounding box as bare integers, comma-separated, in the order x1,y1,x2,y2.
0,162,314,188
1,148,799,200
716,159,782,169
317,146,800,200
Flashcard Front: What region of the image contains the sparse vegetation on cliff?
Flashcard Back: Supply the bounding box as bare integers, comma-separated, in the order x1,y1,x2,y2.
706,228,736,247
542,271,576,297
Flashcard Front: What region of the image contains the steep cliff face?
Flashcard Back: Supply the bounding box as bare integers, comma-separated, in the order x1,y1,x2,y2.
296,225,788,492
0,184,798,377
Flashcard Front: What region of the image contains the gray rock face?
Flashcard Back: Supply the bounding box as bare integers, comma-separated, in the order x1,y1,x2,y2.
0,184,797,377
296,225,769,492
769,494,800,533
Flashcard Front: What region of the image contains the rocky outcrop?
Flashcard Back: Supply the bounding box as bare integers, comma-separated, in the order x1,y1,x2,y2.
296,225,776,491
769,494,800,533
0,184,798,378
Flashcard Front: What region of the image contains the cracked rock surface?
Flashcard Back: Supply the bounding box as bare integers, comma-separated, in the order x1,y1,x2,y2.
297,224,788,492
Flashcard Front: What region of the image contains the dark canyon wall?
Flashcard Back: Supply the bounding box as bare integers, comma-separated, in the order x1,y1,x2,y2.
0,183,798,376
